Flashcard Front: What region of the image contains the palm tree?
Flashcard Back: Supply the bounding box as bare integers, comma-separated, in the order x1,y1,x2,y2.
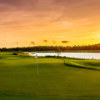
43,40,48,46
61,40,70,64
62,41,69,46
52,40,61,56
52,40,56,46
30,41,35,46
56,46,61,57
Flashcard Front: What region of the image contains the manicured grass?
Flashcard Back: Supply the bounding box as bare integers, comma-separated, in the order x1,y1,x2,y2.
64,58,100,70
0,52,100,100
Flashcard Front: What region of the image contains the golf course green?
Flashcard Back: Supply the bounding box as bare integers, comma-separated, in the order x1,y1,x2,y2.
0,52,100,100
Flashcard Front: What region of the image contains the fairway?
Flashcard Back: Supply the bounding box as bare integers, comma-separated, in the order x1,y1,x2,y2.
0,52,100,100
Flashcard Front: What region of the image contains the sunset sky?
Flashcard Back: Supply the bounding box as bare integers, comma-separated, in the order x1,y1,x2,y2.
0,0,100,48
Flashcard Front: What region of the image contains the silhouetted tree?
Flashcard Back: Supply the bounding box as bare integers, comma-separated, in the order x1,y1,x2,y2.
62,41,69,46
53,40,56,46
43,40,48,46
0,43,100,52
30,41,35,46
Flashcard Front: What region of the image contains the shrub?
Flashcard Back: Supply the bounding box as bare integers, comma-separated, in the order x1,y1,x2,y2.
12,52,18,55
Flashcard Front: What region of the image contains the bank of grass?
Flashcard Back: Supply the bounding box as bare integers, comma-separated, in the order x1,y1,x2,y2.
64,58,100,70
0,52,100,100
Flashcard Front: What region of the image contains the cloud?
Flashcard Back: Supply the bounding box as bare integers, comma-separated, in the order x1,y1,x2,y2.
0,0,100,47
0,0,100,18
0,0,37,6
0,0,39,13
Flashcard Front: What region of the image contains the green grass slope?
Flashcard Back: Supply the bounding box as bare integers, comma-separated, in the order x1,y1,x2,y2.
64,58,100,70
0,52,100,100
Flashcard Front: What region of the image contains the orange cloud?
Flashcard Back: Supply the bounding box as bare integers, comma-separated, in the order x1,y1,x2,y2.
0,0,100,47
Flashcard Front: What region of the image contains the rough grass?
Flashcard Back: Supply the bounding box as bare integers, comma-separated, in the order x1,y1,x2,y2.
0,52,100,100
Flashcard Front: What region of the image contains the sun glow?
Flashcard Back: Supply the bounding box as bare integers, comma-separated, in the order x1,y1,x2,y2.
0,0,100,48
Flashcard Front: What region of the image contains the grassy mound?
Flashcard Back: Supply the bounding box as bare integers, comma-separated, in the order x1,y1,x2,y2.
64,59,100,70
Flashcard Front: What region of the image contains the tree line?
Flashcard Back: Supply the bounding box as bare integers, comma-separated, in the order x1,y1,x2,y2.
0,44,100,52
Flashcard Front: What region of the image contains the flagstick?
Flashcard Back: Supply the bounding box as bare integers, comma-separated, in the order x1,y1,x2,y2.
35,54,39,75
36,58,39,74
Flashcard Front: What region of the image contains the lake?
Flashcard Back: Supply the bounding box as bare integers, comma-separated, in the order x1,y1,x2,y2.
29,52,100,59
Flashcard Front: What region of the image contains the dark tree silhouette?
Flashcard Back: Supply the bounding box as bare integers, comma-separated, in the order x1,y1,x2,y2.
53,40,56,46
62,41,69,46
0,43,100,52
43,40,48,43
30,41,35,46
43,40,48,46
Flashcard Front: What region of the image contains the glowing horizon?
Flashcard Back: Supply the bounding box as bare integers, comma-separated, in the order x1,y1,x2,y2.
0,0,100,48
